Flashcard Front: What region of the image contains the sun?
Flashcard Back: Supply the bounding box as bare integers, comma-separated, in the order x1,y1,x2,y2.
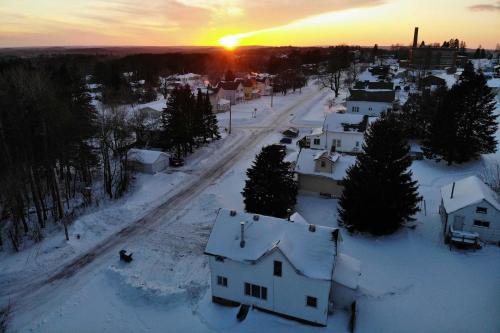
218,35,239,50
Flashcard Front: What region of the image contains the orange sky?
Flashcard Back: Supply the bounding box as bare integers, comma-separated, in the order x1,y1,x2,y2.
1,0,499,48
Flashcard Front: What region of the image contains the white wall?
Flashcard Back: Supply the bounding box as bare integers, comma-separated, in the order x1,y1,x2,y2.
209,250,332,326
346,100,391,117
309,131,364,153
447,200,500,243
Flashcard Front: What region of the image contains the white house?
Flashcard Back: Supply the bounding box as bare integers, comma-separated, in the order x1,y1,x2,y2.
307,113,377,153
217,81,244,105
345,89,396,117
440,176,500,245
205,209,361,326
127,149,170,174
294,149,356,197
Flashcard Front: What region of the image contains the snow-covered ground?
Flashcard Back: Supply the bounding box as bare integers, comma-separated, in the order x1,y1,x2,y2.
2,78,500,333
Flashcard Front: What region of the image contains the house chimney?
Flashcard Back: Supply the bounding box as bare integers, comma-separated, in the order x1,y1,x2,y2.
450,182,455,199
413,27,419,48
240,221,245,248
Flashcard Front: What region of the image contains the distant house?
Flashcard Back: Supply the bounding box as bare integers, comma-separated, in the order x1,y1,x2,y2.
294,149,356,197
205,209,361,326
127,149,170,174
217,81,244,105
440,176,500,245
307,113,376,153
353,81,394,91
256,77,272,96
420,75,446,91
346,90,396,117
236,79,255,100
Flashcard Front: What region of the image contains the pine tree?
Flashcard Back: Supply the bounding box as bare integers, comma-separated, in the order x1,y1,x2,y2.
242,145,297,218
423,62,497,164
203,91,220,141
338,113,421,235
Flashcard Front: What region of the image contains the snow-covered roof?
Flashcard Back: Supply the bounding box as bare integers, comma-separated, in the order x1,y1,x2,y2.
128,149,169,165
487,78,500,89
323,113,376,133
332,253,361,290
295,148,356,180
205,209,339,280
440,176,500,213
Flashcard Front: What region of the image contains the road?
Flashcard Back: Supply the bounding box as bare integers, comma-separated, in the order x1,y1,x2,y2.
0,86,327,328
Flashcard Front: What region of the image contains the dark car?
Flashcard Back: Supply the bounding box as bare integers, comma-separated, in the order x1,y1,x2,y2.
280,137,292,144
169,157,185,167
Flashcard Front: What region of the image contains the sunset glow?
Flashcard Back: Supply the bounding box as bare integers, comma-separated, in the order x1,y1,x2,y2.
0,0,498,48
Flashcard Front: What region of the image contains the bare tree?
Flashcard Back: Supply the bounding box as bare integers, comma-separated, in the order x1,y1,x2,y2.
480,158,500,195
318,47,351,97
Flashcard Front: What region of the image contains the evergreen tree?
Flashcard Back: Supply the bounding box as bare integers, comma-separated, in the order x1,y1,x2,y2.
202,91,220,141
242,145,297,218
338,113,421,235
423,62,497,164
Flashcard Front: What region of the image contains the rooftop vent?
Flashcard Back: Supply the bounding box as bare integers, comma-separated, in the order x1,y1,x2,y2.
253,215,259,221
309,224,316,232
230,210,237,217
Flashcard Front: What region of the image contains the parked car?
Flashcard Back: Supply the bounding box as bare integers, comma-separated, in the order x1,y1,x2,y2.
280,137,292,144
169,157,185,167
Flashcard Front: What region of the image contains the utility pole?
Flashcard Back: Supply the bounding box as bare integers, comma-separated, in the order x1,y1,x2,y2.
270,86,274,108
229,102,232,134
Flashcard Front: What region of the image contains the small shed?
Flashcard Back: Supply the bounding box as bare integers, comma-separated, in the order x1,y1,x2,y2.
128,148,170,174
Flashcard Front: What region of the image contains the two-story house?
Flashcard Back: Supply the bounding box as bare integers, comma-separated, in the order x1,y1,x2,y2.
345,89,396,117
440,176,500,245
205,209,361,326
307,113,377,153
217,81,244,105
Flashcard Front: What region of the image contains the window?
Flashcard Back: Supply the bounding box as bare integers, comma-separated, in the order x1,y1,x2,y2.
313,138,320,145
352,106,359,112
355,141,360,147
320,161,326,168
368,107,373,111
306,296,317,308
476,207,487,214
336,139,341,147
274,260,282,277
473,220,490,228
244,283,267,300
217,276,228,287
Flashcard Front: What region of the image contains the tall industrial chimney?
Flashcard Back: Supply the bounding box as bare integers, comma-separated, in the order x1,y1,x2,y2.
413,27,419,48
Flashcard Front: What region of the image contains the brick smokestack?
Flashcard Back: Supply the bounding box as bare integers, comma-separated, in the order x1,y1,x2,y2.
413,27,419,48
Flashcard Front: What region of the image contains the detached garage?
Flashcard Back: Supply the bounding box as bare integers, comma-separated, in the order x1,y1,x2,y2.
127,148,170,174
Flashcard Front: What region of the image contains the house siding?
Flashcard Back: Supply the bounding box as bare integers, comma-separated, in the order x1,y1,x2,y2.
309,132,364,153
346,100,392,117
209,250,332,326
297,174,343,197
442,200,500,243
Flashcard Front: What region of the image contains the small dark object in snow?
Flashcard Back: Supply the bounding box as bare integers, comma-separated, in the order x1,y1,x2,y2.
76,234,80,239
280,137,292,144
236,304,250,321
119,250,133,263
169,157,184,167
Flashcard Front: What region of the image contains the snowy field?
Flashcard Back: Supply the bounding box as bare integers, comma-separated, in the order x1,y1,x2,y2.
2,79,500,333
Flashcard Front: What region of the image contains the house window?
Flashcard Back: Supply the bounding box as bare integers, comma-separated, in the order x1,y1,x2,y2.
274,261,282,277
368,107,373,111
352,106,359,112
473,220,490,228
320,161,326,168
355,141,360,147
313,138,320,145
306,296,317,308
217,276,228,287
244,283,267,300
476,207,487,214
336,139,341,147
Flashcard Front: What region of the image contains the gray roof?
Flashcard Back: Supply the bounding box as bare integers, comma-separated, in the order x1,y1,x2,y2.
348,89,395,103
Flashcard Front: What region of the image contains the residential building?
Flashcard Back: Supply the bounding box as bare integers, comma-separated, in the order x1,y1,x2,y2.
294,149,356,197
205,209,361,326
346,90,396,117
440,176,500,245
307,113,376,153
127,149,170,174
217,81,244,105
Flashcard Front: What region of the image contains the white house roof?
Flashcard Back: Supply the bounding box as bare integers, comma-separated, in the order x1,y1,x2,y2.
128,149,169,165
323,113,377,133
440,176,500,213
205,209,339,280
295,148,356,181
332,253,361,290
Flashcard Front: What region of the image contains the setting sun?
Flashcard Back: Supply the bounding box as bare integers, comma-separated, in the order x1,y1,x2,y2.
218,35,239,50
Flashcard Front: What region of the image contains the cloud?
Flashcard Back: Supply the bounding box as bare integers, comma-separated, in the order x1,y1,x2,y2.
468,1,500,11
